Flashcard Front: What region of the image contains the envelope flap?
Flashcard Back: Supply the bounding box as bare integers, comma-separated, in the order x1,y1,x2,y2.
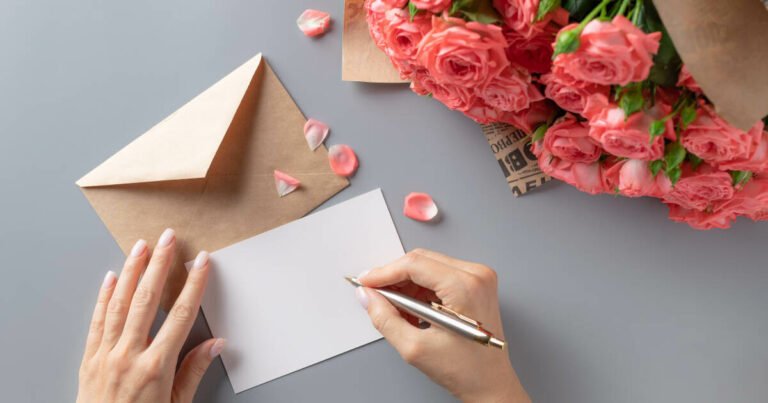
77,54,264,187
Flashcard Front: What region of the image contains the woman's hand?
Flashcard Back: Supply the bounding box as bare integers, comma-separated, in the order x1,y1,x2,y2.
356,249,530,403
77,228,225,403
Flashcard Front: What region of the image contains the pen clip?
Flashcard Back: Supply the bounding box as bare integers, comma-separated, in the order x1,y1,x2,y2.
431,302,481,328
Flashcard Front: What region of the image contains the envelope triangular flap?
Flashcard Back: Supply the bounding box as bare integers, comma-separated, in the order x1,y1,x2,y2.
77,54,264,187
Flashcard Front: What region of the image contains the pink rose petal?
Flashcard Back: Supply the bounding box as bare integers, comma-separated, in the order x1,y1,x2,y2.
297,9,331,37
304,119,329,151
328,144,358,177
274,170,301,197
404,192,439,222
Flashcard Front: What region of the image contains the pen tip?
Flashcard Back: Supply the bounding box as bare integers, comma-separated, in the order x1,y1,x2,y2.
344,276,362,287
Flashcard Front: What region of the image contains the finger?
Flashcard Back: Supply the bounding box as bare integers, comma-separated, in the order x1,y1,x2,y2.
359,288,423,358
360,252,463,292
152,251,210,356
410,248,494,278
172,338,226,403
83,271,117,358
121,228,176,347
101,239,148,348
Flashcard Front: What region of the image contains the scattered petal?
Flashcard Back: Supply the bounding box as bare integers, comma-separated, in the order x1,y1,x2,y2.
404,193,439,222
304,119,330,150
297,9,331,37
328,144,358,177
274,170,301,197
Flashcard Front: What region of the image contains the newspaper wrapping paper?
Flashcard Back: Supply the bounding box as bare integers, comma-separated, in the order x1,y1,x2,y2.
481,123,549,196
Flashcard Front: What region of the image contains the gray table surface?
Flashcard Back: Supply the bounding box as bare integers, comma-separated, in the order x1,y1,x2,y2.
3,1,768,402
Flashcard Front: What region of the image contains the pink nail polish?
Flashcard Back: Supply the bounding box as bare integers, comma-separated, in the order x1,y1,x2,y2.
192,251,209,270
102,271,117,289
130,239,147,257
357,270,371,281
355,287,369,309
157,228,175,247
209,338,226,358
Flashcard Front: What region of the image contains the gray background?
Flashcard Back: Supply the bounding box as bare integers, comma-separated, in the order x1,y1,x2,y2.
2,0,767,402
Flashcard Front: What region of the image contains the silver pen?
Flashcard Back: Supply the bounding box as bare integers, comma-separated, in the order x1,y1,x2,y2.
345,276,506,350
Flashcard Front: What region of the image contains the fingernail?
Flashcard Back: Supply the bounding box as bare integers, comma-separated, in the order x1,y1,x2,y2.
102,271,117,289
209,338,226,359
355,287,369,309
191,251,209,270
357,269,371,281
157,228,175,247
130,239,147,257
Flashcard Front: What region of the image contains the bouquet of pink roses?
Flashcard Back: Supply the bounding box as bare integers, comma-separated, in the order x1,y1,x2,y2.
365,0,768,229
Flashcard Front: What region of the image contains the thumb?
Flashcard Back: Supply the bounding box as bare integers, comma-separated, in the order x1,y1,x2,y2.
172,338,226,403
358,288,422,360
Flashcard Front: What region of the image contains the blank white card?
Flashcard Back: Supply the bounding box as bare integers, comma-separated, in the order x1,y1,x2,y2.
194,189,404,393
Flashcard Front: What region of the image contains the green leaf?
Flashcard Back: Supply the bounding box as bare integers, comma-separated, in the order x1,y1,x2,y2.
641,0,682,87
553,29,581,57
688,153,703,170
408,2,419,21
619,85,644,118
667,166,682,185
680,104,697,129
649,120,666,142
461,9,501,24
536,0,561,22
649,160,664,177
664,141,686,172
531,123,548,143
730,170,753,187
450,0,474,15
562,0,601,21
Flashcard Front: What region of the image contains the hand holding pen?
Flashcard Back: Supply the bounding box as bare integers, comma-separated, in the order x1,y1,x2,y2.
354,249,531,403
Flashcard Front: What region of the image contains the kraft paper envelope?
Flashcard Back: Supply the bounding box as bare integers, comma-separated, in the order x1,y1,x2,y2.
342,0,407,83
77,54,348,309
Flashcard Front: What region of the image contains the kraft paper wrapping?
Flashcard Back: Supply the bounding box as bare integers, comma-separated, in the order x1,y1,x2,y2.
482,123,549,196
653,0,768,130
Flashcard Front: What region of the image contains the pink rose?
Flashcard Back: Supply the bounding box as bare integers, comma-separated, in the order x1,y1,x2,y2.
410,0,451,13
494,0,568,38
603,159,671,197
533,142,605,194
552,16,661,86
477,66,543,113
583,94,671,161
541,65,610,114
663,164,734,211
713,178,768,221
681,104,764,166
463,98,507,124
500,99,555,134
365,0,389,49
719,131,768,173
503,27,556,73
542,114,602,163
667,203,733,230
411,69,477,111
380,9,432,77
376,0,408,8
417,16,510,88
677,65,701,93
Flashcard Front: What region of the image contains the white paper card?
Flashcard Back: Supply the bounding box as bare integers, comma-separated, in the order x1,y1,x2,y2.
194,189,404,393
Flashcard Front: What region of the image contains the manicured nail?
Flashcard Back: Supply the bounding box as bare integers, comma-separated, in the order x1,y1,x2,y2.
102,271,117,289
355,287,369,309
192,251,209,270
130,239,147,257
209,338,226,359
157,228,175,247
357,269,371,281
